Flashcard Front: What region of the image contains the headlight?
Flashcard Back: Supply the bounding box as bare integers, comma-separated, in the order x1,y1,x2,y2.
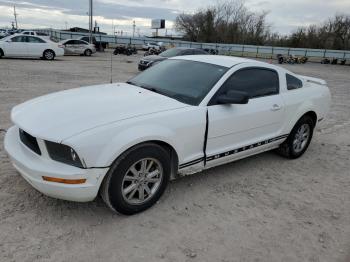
45,141,84,168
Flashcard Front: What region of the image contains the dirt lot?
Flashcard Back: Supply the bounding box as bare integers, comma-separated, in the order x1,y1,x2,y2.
0,52,349,262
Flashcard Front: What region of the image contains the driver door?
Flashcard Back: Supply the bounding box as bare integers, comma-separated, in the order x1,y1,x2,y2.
205,66,285,168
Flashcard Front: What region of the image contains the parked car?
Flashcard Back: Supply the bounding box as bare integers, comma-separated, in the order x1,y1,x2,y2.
142,42,163,51
138,47,208,70
0,29,9,39
0,34,64,60
4,56,331,215
60,39,96,56
22,30,50,38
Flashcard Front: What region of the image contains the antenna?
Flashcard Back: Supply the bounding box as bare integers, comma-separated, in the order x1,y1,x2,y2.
13,5,18,29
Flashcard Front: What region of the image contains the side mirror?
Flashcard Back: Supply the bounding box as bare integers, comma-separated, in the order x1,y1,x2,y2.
216,90,249,105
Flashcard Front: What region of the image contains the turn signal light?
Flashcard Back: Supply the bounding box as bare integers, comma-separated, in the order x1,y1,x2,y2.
42,176,86,184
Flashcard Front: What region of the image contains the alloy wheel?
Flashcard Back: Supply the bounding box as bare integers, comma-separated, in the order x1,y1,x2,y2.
293,123,310,153
121,158,163,205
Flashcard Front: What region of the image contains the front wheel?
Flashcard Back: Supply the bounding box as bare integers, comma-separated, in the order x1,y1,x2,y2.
277,115,314,159
84,49,92,56
101,143,171,215
43,50,55,60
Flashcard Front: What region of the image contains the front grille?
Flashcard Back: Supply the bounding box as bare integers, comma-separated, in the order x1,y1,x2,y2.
19,129,41,155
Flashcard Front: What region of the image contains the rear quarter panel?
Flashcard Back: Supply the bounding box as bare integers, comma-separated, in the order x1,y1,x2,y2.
280,79,331,134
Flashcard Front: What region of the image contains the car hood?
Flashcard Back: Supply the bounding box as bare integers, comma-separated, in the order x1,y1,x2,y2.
142,55,167,62
11,83,189,142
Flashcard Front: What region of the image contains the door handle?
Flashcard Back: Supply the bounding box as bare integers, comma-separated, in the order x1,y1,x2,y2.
271,104,282,111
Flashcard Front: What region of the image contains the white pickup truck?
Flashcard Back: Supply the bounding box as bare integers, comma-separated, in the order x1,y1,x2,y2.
4,56,331,215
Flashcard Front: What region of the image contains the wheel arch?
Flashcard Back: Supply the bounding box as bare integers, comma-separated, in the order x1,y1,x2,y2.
105,140,179,181
302,111,317,127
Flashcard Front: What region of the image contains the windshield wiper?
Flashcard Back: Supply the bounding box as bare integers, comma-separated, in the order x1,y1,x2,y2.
127,81,167,96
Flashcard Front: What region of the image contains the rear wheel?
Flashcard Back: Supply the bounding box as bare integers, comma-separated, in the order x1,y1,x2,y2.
0,49,3,58
101,143,171,215
277,115,314,159
84,49,92,56
43,50,55,60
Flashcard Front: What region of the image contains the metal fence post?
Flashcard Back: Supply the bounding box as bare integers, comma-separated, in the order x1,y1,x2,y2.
271,47,274,59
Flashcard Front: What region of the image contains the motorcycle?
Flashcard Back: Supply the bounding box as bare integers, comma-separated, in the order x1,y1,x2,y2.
113,44,137,56
144,47,162,56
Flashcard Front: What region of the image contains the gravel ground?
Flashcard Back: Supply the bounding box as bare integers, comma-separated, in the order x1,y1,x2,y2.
0,51,349,262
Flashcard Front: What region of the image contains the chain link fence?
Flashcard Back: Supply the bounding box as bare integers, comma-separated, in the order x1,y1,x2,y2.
40,29,350,60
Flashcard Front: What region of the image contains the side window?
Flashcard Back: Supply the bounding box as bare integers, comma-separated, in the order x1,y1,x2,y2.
27,36,46,43
75,40,87,45
218,68,279,99
23,32,29,35
65,40,75,45
11,36,27,42
286,74,303,90
193,49,205,55
182,50,194,55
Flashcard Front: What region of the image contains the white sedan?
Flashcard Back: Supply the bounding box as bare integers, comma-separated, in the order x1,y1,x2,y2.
0,34,64,60
60,39,96,56
4,56,331,215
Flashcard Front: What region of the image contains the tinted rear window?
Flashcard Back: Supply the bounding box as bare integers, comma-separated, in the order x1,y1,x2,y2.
286,74,303,90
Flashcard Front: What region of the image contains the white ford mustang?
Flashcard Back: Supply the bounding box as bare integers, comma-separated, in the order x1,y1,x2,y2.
4,55,331,215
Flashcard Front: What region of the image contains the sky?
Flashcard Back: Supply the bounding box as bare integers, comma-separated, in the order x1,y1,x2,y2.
0,0,349,36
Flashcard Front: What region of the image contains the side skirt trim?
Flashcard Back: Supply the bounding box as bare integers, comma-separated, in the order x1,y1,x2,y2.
179,134,289,169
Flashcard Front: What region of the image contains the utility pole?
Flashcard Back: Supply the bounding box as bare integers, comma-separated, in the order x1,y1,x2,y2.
13,5,18,29
89,0,93,44
132,20,136,38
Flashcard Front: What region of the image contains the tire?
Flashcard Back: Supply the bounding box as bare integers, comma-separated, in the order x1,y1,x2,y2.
101,143,171,215
276,115,314,159
43,50,55,60
84,49,92,56
0,49,3,58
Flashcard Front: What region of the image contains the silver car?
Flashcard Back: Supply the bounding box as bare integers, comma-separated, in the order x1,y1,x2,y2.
60,39,96,56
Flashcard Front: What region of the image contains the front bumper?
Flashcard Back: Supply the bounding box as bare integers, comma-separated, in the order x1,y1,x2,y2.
4,126,108,202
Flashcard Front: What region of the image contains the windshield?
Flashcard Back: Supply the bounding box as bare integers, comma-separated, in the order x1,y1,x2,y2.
127,59,228,105
160,48,183,58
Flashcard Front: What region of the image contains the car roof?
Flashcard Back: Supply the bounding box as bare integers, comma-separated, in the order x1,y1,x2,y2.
170,55,266,68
